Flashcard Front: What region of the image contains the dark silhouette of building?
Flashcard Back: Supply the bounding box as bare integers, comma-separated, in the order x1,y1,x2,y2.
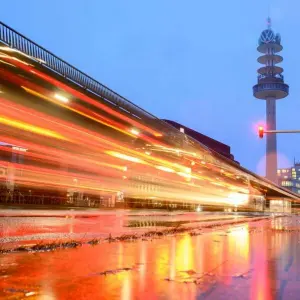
163,120,238,163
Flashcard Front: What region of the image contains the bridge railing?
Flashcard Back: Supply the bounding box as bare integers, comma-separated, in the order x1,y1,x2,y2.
0,23,219,157
0,22,223,165
0,21,165,123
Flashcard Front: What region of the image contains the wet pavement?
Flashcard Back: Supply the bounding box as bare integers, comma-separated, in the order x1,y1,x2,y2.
0,210,245,245
0,212,299,299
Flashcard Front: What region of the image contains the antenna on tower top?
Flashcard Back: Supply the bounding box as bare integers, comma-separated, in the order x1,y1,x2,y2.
267,0,272,29
267,16,272,29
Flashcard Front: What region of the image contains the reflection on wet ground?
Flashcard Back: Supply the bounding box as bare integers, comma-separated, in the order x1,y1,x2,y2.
126,218,238,228
0,210,244,244
1,214,300,299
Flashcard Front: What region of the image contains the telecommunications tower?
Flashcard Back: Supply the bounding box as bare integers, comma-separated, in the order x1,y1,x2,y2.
253,18,289,183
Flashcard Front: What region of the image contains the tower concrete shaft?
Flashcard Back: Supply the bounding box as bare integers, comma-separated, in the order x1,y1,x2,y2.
266,97,277,183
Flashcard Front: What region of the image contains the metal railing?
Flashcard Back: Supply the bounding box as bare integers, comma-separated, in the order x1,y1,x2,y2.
0,22,214,154
0,22,221,157
0,21,163,123
258,73,284,81
253,82,289,95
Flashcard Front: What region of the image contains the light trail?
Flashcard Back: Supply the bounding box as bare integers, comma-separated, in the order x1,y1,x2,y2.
0,48,271,209
0,115,67,140
0,53,163,137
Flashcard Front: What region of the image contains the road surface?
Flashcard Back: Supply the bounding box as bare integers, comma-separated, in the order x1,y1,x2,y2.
0,210,298,299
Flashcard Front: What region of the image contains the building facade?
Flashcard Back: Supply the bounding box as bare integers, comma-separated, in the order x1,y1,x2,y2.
278,161,300,194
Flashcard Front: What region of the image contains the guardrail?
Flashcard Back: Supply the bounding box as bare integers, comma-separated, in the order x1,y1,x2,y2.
0,21,162,123
0,23,222,160
258,74,284,81
0,22,213,154
253,82,289,95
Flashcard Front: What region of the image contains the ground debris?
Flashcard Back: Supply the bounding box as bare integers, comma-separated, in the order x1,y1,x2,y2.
232,269,253,279
189,231,202,236
182,269,197,275
15,246,29,252
272,227,300,232
1,240,82,254
87,238,101,245
94,266,133,276
4,288,37,297
164,278,172,281
0,216,271,255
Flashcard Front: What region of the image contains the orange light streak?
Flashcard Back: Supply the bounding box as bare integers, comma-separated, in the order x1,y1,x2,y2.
0,115,67,140
0,54,162,137
21,86,137,138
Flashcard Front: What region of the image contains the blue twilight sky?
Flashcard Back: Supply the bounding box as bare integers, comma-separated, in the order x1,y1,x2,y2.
0,0,299,175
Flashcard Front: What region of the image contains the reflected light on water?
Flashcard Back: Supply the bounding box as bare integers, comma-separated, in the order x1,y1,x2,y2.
229,225,249,259
169,237,176,280
251,231,273,300
121,272,132,300
139,241,147,291
176,234,194,273
118,242,123,268
155,240,169,279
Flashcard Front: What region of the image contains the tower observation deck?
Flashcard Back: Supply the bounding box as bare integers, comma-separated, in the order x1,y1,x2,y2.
253,18,289,184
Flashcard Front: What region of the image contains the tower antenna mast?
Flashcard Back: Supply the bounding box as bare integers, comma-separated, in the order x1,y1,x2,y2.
267,16,272,29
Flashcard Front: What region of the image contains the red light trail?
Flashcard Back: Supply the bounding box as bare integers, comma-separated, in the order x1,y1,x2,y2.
0,48,265,208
